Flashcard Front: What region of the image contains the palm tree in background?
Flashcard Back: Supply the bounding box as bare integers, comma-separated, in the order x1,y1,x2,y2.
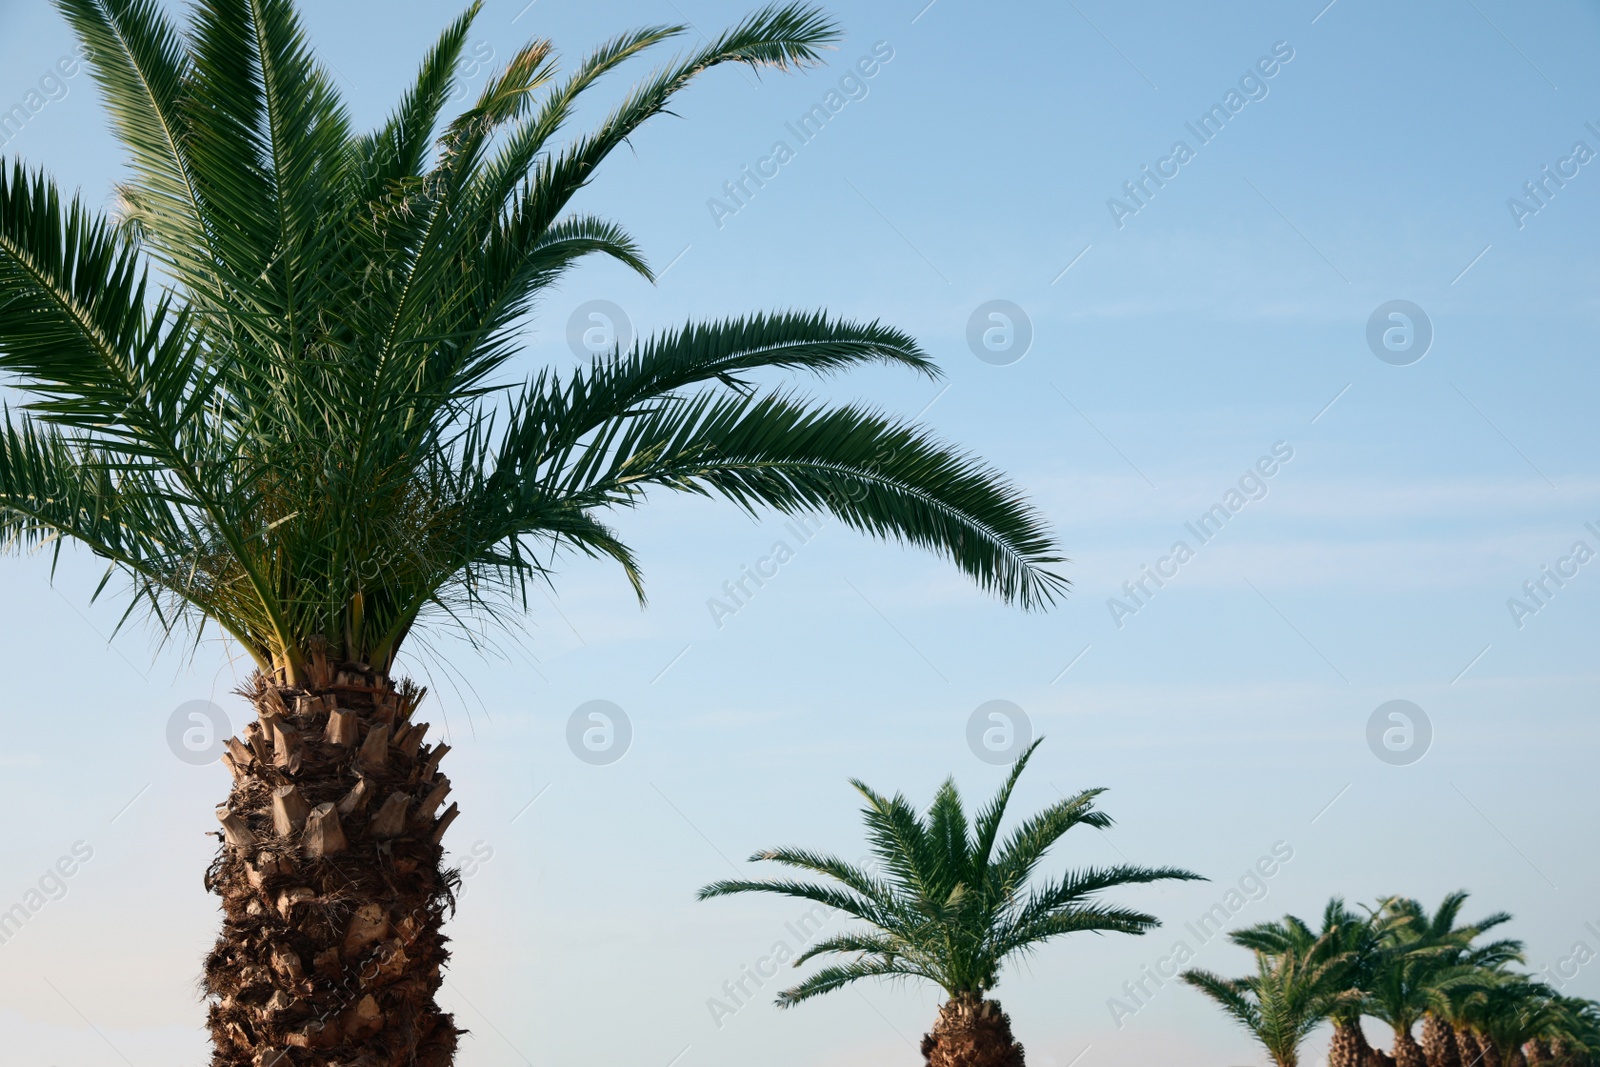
1381,892,1522,1067
698,740,1201,1067
1364,900,1479,1067
1233,898,1386,1067
1181,929,1359,1067
0,0,1069,1062
1464,977,1568,1067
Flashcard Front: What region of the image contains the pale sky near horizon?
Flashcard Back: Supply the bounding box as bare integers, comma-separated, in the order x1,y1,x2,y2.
1,1,1599,1065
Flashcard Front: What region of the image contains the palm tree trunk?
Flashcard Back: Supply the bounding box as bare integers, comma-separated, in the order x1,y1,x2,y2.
1424,1014,1464,1067
921,993,1026,1067
1457,1029,1487,1067
202,671,461,1066
1331,1018,1377,1067
1395,1029,1430,1067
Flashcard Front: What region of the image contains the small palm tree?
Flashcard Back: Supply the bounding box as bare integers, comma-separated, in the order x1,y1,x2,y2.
1181,930,1360,1067
1,1,1068,1063
1233,898,1385,1067
697,740,1202,1067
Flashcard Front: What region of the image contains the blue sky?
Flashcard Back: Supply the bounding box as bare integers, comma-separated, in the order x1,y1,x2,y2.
1,0,1598,1065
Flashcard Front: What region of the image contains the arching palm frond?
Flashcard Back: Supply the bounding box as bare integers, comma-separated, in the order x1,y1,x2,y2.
1184,935,1360,1067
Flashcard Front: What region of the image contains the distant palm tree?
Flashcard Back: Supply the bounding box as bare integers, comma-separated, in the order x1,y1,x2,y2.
1365,909,1467,1067
697,740,1201,1067
0,1,1068,1063
1464,977,1568,1067
1182,930,1359,1067
1551,996,1600,1067
1382,892,1522,1067
1233,898,1385,1067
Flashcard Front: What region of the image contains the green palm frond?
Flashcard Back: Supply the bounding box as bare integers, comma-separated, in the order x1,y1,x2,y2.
698,739,1199,1005
5,0,1068,682
1184,935,1360,1067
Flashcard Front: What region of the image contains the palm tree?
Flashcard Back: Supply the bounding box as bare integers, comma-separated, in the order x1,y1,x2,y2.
1465,977,1568,1067
1377,894,1524,1067
1233,898,1385,1067
1381,893,1523,1067
0,1,1069,1062
1181,930,1360,1067
697,740,1200,1067
1366,910,1462,1067
1551,997,1600,1067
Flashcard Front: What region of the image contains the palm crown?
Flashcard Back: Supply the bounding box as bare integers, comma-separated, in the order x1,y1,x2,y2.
0,0,1067,686
1182,931,1361,1067
697,739,1202,1004
1365,893,1522,1036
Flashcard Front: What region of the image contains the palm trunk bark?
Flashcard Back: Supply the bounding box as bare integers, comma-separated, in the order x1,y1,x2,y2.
1457,1029,1487,1067
1424,1014,1464,1067
1395,1029,1429,1067
1331,1018,1376,1067
921,993,1026,1067
1331,1017,1382,1067
202,670,461,1066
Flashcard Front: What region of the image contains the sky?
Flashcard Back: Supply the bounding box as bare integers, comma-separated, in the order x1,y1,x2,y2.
1,0,1598,1065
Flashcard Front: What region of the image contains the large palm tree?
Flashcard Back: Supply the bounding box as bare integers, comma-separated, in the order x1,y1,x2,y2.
697,740,1201,1067
1182,930,1360,1067
0,1,1069,1063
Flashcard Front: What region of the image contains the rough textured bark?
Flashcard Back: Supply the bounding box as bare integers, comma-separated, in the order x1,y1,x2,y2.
202,670,461,1066
1331,1018,1376,1067
920,994,1025,1067
1424,1015,1465,1067
1395,1030,1430,1067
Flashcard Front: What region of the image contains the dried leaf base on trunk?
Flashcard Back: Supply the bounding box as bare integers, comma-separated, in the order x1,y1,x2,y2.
1331,1019,1375,1067
1422,1014,1464,1067
203,670,462,1067
920,994,1026,1067
1396,1031,1431,1067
